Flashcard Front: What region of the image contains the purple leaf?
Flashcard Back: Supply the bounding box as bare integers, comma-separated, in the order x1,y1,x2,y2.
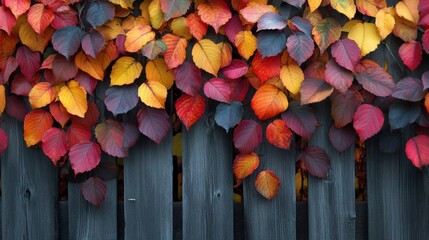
82,31,105,58
391,77,424,102
257,30,286,58
286,33,314,65
328,124,356,152
104,85,139,115
324,59,353,95
233,120,262,153
137,107,170,144
331,90,363,128
290,16,313,36
122,122,140,149
355,66,395,97
174,62,203,96
82,177,107,207
281,101,318,139
52,26,85,59
422,71,429,90
224,14,242,43
331,39,361,71
300,146,330,178
85,1,115,28
300,78,334,105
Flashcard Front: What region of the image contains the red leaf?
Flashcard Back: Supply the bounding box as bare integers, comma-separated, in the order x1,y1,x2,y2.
221,59,248,79
331,90,363,128
41,127,68,165
281,101,318,139
300,78,334,105
233,152,260,179
75,71,98,96
0,5,16,35
0,56,18,84
67,123,91,147
6,95,28,122
226,77,248,102
324,59,353,95
52,55,78,82
203,78,231,103
51,7,78,29
398,40,422,71
328,125,356,152
197,0,231,33
266,119,293,150
252,52,281,83
81,177,107,207
95,120,126,157
353,104,384,141
69,141,101,175
186,13,208,41
233,120,262,153
24,109,53,147
0,128,8,154
330,39,361,71
27,3,54,35
175,93,206,129
174,62,203,96
423,29,429,54
137,107,170,144
355,66,395,97
255,170,280,200
71,101,99,128
49,102,70,127
405,135,429,169
300,146,330,178
16,46,40,79
4,0,30,18
224,14,242,43
11,73,39,96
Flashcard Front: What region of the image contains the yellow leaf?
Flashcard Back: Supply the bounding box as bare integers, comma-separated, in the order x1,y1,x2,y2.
308,0,322,12
342,20,362,32
0,85,5,115
234,31,257,60
109,0,134,9
217,42,232,68
192,39,222,76
171,17,192,40
122,16,150,31
110,56,143,86
149,0,165,29
146,58,175,89
140,0,151,23
138,81,167,109
75,51,104,80
19,22,54,53
330,0,356,19
172,133,182,157
29,82,56,109
280,64,304,95
58,80,88,118
396,0,419,25
96,18,125,41
348,22,381,56
375,8,395,39
124,25,155,52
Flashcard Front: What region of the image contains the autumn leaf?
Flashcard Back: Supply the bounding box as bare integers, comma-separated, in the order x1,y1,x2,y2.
312,18,341,53
197,0,231,33
330,0,356,19
75,51,104,80
162,34,187,69
29,82,55,109
124,25,155,52
398,40,422,71
186,13,208,41
0,85,5,116
239,2,277,23
266,119,293,150
348,22,381,56
58,80,88,118
41,128,68,165
146,58,175,89
138,81,167,109
375,8,395,39
160,0,191,20
203,78,231,103
27,4,54,35
175,94,205,129
356,0,386,17
353,104,384,141
69,141,101,174
0,5,17,35
251,84,289,120
24,109,54,147
110,56,143,86
406,135,429,169
233,152,260,179
192,39,222,76
255,170,280,200
233,120,262,153
280,64,304,95
137,107,170,144
4,0,30,19
234,31,257,60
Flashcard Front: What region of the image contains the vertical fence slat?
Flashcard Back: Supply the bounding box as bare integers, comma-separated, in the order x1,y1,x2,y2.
68,81,117,240
124,131,173,239
182,102,233,240
243,127,296,240
308,101,355,240
1,116,58,239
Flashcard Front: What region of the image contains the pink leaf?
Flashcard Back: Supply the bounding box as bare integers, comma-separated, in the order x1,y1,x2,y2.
69,141,101,175
405,135,429,169
399,40,422,71
203,78,231,103
137,107,170,144
353,104,384,141
324,59,353,95
221,59,248,79
355,66,395,97
174,62,203,96
0,128,8,154
81,31,105,58
330,39,361,71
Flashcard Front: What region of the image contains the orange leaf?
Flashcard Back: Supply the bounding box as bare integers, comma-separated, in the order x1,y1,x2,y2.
396,0,419,24
24,109,53,147
138,81,167,109
239,2,277,23
356,0,387,17
197,0,231,33
19,22,53,53
96,18,125,41
97,41,119,70
192,39,222,76
58,80,88,118
186,13,208,41
233,152,260,179
171,17,192,40
255,170,280,200
162,33,187,69
75,51,104,80
146,58,175,89
252,51,281,83
175,93,205,129
5,0,30,19
266,119,293,150
28,82,55,109
251,84,289,120
27,4,54,35
49,102,71,128
234,31,257,60
0,85,5,115
124,24,155,52
218,42,233,68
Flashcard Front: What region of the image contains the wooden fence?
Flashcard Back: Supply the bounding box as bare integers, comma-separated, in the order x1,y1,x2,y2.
1,14,429,240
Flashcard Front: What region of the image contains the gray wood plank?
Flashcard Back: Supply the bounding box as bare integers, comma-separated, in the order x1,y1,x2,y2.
182,101,234,240
1,115,59,239
68,81,117,240
308,101,355,240
242,123,296,240
124,132,173,240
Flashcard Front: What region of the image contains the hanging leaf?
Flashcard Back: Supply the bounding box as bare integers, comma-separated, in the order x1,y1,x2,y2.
300,78,334,105
137,107,170,144
331,90,363,128
192,39,222,76
138,81,167,109
24,109,53,147
41,128,68,165
233,120,262,153
328,125,356,152
353,104,384,141
85,1,115,28
27,3,54,35
95,120,127,157
52,26,85,59
257,30,286,58
324,60,354,95
398,40,422,71
234,31,257,60
286,33,314,66
58,80,88,118
355,66,395,97
203,78,231,103
69,141,101,174
233,152,260,179
312,18,341,53
388,101,421,130
160,0,191,20
255,170,280,200
110,56,143,86
251,84,288,120
330,39,362,72
146,58,175,89
124,25,155,53
215,102,243,133
29,82,55,109
175,94,205,129
174,62,203,96
162,34,187,69
266,119,293,150
252,52,281,83
281,101,318,139
197,0,231,33
105,85,139,115
300,146,330,178
81,31,105,58
81,177,107,208
405,135,429,169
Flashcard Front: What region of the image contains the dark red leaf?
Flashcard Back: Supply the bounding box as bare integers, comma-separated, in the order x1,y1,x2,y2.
174,62,203,96
41,128,68,165
6,95,28,122
95,120,126,157
328,125,356,152
52,55,78,82
300,146,330,178
10,73,39,96
281,101,318,139
226,77,248,102
233,120,262,153
224,14,242,43
71,101,99,128
16,46,40,79
67,123,91,147
82,177,107,207
75,71,98,96
137,107,170,144
0,128,8,154
331,90,363,128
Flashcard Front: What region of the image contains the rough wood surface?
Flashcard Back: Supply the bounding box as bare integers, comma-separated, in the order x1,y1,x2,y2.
308,101,356,240
182,101,234,240
124,133,173,240
1,116,59,240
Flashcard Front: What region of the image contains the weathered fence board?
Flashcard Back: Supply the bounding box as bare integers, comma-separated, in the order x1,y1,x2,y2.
308,101,355,240
243,123,296,240
182,101,234,240
124,132,173,240
1,116,59,239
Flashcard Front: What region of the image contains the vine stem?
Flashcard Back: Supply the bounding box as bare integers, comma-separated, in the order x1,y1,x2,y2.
382,41,404,73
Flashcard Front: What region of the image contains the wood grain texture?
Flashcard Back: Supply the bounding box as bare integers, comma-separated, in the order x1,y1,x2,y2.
182,101,234,240
1,116,59,240
308,101,355,240
68,80,117,240
124,132,173,240
242,122,296,240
